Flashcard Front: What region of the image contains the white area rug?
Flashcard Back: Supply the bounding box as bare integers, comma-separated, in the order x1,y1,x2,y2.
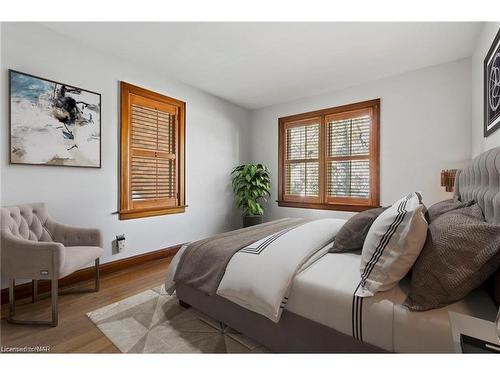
87,285,269,353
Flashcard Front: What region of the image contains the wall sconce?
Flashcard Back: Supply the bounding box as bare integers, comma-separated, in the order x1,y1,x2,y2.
441,169,458,192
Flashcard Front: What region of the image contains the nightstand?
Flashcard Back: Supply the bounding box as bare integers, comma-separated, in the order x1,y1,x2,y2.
449,311,500,353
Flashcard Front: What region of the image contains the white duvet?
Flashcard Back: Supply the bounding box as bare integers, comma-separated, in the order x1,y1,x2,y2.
166,218,346,322
217,218,345,322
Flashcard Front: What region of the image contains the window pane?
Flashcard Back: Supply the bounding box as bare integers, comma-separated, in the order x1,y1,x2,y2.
328,115,370,157
328,160,370,198
286,162,319,197
286,123,319,160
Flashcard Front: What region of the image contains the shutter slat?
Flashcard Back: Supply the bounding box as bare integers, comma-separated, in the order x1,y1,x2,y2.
131,110,173,124
131,137,157,145
131,121,169,135
131,130,170,141
130,122,170,134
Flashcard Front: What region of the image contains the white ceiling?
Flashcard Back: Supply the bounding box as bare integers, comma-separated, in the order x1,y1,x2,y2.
42,22,482,110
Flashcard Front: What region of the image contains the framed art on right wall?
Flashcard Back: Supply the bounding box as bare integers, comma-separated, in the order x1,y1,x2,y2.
484,28,500,137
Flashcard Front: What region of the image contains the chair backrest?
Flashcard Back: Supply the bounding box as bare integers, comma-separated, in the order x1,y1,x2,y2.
1,203,53,242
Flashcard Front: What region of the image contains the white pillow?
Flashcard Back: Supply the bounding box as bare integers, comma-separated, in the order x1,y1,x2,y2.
356,192,428,297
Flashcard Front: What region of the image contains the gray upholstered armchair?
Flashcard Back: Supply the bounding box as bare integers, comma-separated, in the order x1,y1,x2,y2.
1,203,103,327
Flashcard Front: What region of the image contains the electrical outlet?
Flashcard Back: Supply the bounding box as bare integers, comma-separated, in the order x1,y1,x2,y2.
116,234,126,253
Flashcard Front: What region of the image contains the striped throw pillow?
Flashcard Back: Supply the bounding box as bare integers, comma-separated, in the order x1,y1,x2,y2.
356,192,428,297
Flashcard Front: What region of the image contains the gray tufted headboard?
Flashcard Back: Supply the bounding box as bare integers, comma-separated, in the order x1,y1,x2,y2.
453,146,500,306
453,146,500,225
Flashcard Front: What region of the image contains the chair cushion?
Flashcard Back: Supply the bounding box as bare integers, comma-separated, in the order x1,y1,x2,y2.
59,246,103,278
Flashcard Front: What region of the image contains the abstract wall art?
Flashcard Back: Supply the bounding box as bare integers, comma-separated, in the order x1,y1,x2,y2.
484,28,500,137
9,70,101,167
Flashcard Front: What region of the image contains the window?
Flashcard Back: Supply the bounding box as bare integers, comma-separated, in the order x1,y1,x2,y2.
278,99,379,212
119,82,185,220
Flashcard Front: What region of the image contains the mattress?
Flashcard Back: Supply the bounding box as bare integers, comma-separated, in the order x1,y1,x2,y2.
285,252,498,353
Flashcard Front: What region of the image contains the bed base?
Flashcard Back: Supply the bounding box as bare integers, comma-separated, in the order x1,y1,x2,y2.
176,283,386,353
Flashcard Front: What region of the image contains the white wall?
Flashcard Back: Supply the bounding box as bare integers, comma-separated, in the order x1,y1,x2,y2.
472,22,500,157
250,59,472,221
0,23,250,285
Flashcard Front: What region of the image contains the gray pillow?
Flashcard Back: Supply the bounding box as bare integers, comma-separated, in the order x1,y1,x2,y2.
330,207,386,253
427,198,474,223
405,204,500,311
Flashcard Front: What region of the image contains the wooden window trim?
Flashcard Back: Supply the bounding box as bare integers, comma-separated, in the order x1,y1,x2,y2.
120,82,186,220
278,99,380,212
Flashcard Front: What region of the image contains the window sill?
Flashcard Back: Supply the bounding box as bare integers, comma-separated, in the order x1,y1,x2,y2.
276,200,379,212
119,205,187,220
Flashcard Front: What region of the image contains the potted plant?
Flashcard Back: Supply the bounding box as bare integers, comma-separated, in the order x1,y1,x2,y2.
231,163,271,227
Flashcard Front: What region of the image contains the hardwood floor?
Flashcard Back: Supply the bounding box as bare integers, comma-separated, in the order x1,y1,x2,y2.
1,257,172,353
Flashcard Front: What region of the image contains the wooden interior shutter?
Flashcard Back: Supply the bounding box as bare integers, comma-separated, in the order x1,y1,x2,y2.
120,82,185,220
325,108,373,205
283,117,322,203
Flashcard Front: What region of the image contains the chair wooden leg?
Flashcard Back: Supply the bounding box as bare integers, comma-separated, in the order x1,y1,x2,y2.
32,280,38,303
9,279,15,320
51,279,58,327
95,258,100,292
7,278,58,327
59,258,100,294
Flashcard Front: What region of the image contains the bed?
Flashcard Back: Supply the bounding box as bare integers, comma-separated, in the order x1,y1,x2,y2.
166,146,500,353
